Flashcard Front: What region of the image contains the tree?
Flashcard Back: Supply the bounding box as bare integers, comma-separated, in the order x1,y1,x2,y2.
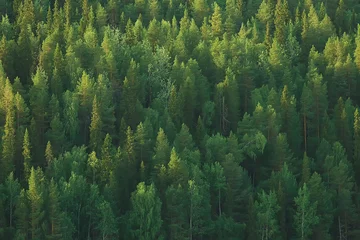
268,163,297,240
45,141,54,168
76,71,94,144
89,95,103,152
100,133,115,183
14,189,29,239
188,172,211,240
128,182,163,240
222,154,252,221
168,148,189,187
354,108,360,185
280,85,301,155
307,63,328,143
14,92,29,132
215,68,240,134
1,104,15,182
63,90,80,146
274,0,289,44
192,0,210,26
294,184,319,240
174,124,195,153
122,60,143,128
148,0,161,21
307,172,333,239
300,83,313,153
271,133,296,173
324,142,355,239
47,179,63,239
152,128,171,175
22,128,31,181
96,200,118,239
135,121,153,179
28,167,45,240
204,162,226,217
46,113,65,157
355,25,360,71
255,190,280,240
301,152,311,184
29,67,49,162
210,3,223,38
4,172,20,229
165,184,188,240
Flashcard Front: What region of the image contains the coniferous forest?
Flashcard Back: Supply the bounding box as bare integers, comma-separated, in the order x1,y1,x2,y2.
1,0,360,239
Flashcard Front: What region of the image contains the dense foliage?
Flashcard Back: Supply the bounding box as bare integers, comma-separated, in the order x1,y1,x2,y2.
0,0,360,239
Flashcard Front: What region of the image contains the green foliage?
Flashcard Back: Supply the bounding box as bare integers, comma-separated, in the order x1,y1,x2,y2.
255,190,280,240
128,182,163,240
0,0,359,239
294,183,319,240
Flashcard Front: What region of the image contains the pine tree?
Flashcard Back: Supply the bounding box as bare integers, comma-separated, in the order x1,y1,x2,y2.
280,85,301,154
63,90,80,145
22,129,31,181
271,133,296,173
354,108,360,185
174,124,195,153
301,152,311,184
188,171,211,240
45,141,54,167
216,68,240,134
204,162,226,217
47,179,63,239
28,167,45,240
168,147,189,186
148,0,160,21
355,25,360,71
192,0,210,27
88,151,100,185
307,172,333,239
135,121,153,179
4,172,21,229
89,95,103,152
210,3,223,38
14,92,29,132
76,71,94,142
300,83,313,153
29,67,49,162
1,106,15,182
14,189,29,239
122,60,143,128
153,128,171,174
274,0,289,44
100,133,115,183
165,184,188,240
46,113,66,156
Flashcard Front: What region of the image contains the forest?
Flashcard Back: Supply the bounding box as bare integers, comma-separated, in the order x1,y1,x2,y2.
0,0,360,239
